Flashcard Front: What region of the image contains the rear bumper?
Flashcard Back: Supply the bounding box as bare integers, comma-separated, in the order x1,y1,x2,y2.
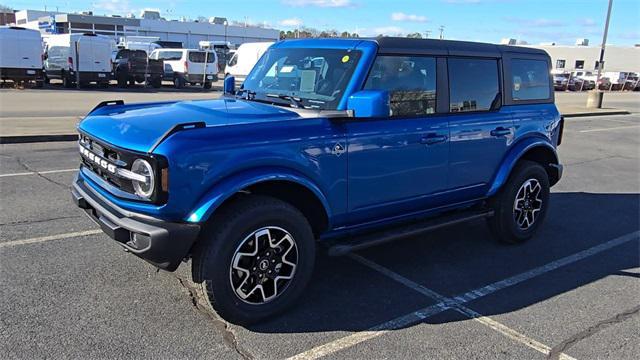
78,71,111,83
186,73,218,83
0,67,42,81
71,173,200,271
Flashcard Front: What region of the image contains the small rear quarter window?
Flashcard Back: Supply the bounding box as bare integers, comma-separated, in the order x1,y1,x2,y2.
511,59,550,101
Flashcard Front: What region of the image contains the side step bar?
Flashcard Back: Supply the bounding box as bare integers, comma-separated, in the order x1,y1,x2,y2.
327,209,494,256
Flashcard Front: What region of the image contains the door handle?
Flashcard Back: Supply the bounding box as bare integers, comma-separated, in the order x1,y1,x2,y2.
420,133,447,145
490,127,512,137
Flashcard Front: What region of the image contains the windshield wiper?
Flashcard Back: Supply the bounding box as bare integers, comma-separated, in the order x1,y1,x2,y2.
266,94,304,108
235,89,256,100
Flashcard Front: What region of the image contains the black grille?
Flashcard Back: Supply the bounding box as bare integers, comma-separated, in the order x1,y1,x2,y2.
79,134,135,193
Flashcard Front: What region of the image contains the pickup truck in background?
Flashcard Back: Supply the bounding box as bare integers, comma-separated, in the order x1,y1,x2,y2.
112,49,163,88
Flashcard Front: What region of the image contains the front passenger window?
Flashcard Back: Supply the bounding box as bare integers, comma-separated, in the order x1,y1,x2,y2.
364,56,437,117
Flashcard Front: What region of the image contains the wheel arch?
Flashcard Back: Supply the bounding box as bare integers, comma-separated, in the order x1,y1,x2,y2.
487,138,560,197
185,167,332,236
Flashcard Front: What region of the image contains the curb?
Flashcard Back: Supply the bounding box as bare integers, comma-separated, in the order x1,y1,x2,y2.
562,110,630,118
0,134,78,144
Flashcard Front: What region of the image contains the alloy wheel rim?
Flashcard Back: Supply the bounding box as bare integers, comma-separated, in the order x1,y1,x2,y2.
513,178,543,230
229,226,298,305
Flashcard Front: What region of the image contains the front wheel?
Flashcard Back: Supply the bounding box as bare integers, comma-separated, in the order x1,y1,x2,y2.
192,195,316,325
487,160,550,244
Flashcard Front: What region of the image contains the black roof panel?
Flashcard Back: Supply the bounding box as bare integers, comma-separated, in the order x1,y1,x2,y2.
373,37,548,57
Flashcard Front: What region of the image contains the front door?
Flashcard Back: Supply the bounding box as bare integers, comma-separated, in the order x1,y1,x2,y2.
346,55,449,224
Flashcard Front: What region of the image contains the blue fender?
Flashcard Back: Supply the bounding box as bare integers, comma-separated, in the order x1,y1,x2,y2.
185,167,332,225
487,136,558,197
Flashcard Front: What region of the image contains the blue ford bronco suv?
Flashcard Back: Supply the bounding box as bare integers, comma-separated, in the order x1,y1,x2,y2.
72,37,563,324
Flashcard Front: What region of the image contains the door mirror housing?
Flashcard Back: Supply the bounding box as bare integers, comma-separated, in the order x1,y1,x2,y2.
346,90,390,118
223,76,236,95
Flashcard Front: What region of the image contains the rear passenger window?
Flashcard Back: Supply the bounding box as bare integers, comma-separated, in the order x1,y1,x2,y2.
189,52,216,63
364,56,436,116
511,59,550,101
448,58,500,112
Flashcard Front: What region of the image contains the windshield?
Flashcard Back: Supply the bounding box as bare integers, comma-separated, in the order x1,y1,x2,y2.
241,47,362,110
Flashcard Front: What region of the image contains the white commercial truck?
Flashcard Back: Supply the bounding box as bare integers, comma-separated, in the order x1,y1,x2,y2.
225,42,273,85
0,26,44,86
43,33,114,88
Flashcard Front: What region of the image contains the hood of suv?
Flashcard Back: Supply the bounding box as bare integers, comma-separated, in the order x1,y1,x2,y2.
78,98,302,153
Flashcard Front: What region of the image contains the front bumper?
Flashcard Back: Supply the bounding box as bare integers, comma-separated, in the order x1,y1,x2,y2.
71,173,200,271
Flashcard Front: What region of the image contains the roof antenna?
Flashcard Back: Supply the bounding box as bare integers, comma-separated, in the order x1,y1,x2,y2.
439,25,445,40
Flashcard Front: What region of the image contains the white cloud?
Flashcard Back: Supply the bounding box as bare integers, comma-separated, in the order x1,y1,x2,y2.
93,0,132,14
282,0,352,7
391,12,428,23
372,26,405,36
279,18,303,27
579,18,598,27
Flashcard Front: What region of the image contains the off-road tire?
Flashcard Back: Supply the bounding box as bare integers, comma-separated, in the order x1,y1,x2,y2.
191,195,316,325
487,160,550,244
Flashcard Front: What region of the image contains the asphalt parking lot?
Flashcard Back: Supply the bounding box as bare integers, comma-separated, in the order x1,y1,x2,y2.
1,112,639,358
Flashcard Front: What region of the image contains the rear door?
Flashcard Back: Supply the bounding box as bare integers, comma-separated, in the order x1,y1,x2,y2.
0,29,20,69
188,51,216,75
92,39,112,73
77,36,95,72
447,57,513,201
18,30,42,70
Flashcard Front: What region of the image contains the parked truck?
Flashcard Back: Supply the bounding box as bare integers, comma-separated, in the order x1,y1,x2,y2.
43,33,114,88
112,49,163,88
0,26,44,86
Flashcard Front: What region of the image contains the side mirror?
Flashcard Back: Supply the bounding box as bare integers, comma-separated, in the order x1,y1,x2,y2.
223,76,236,95
346,90,390,118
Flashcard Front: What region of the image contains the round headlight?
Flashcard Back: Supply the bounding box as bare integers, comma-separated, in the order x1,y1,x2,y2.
131,159,154,198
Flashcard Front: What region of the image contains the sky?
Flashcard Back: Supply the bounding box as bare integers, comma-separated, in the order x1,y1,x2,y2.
7,0,640,45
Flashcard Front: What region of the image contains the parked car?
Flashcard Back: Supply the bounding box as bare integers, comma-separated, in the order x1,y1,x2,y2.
72,38,563,325
623,73,639,91
225,42,274,85
149,48,218,89
0,26,44,86
597,77,612,90
553,73,569,90
112,49,163,88
43,33,113,88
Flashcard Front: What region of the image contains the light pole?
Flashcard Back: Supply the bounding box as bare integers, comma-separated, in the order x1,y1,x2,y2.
223,20,228,72
588,0,613,108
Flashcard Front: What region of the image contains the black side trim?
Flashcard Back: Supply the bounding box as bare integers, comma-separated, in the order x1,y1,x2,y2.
327,208,494,256
148,121,206,152
89,100,125,114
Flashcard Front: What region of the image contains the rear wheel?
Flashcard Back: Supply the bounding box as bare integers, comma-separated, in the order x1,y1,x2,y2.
192,195,316,325
173,75,185,89
487,160,550,244
62,72,74,88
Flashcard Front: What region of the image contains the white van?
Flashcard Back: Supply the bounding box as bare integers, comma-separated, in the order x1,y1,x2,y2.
0,26,44,86
149,48,218,89
43,33,114,88
225,42,273,84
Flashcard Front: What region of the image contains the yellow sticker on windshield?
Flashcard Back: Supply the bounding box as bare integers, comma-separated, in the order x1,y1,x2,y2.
342,55,350,63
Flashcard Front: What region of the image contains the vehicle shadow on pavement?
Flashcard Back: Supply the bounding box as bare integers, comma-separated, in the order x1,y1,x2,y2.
243,192,639,333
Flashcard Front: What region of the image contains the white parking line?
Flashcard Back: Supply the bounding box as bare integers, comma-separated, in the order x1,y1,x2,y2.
289,230,639,360
579,125,640,133
0,229,102,248
0,168,77,178
351,254,576,360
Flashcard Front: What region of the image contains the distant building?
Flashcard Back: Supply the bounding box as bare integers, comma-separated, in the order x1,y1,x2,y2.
527,44,640,72
14,9,279,48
